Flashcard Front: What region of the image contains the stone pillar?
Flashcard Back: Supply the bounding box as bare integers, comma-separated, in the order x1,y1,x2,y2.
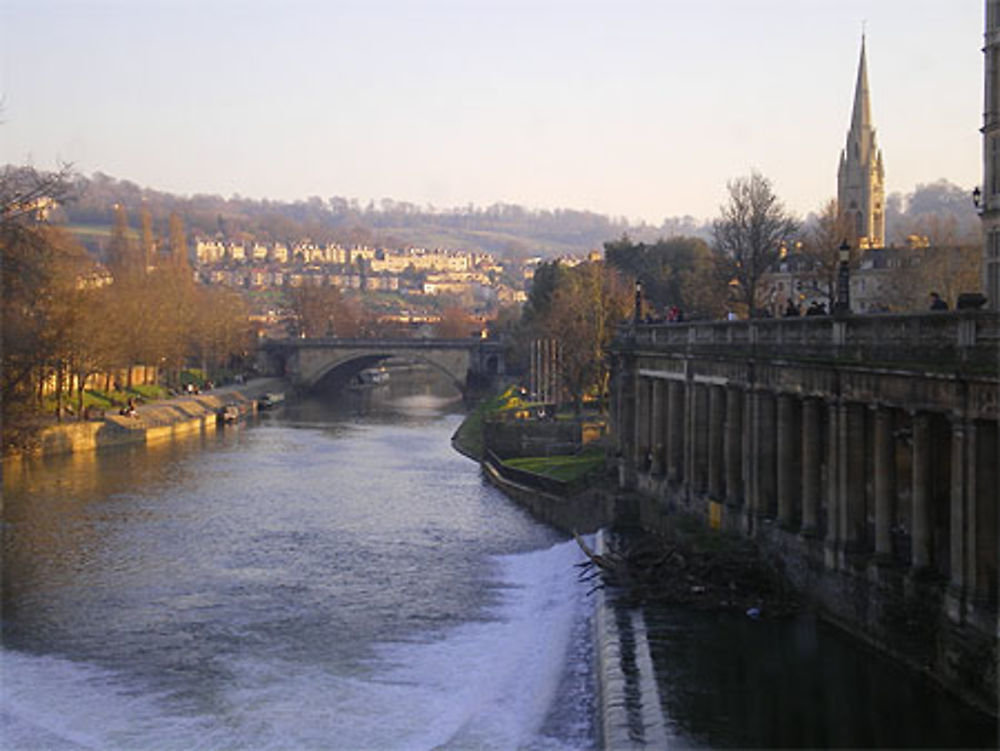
825,399,841,569
801,398,821,536
776,393,798,529
707,384,725,500
839,402,867,555
666,379,685,483
873,405,895,558
758,391,777,520
948,418,969,620
617,355,637,490
650,379,665,476
911,412,931,571
743,387,758,533
964,422,979,603
635,377,651,471
692,383,710,495
684,381,697,497
725,386,743,506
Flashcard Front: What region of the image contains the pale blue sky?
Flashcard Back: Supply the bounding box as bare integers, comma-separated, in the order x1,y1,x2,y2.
0,0,983,223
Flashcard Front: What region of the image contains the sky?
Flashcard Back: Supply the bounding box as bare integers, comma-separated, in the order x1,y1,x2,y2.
0,0,985,225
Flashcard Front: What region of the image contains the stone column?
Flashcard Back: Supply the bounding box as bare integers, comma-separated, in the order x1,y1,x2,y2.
964,422,979,603
839,402,867,555
725,386,743,506
948,418,968,620
667,379,685,483
873,405,894,558
707,385,725,500
801,397,821,536
617,355,637,490
684,381,697,498
911,412,931,571
758,391,777,520
825,399,841,569
650,379,665,476
693,383,710,495
776,393,798,529
742,387,758,533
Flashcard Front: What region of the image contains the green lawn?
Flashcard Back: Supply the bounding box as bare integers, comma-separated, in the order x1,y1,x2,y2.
504,447,605,483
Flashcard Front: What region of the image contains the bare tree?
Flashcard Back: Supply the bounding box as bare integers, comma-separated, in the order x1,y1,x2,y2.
802,198,852,305
713,172,798,316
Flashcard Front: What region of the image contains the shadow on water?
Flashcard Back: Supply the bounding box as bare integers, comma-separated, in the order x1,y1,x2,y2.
639,603,998,749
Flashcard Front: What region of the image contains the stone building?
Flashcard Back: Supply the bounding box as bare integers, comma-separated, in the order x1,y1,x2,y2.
982,1,1000,309
838,35,885,250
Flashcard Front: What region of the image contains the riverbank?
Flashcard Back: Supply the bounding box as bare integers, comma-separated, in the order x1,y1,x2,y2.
3,377,287,462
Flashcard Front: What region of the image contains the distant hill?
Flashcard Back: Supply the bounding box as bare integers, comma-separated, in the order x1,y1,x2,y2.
52,171,704,260
37,170,978,259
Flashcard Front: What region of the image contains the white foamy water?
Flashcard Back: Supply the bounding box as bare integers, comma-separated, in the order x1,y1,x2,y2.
2,540,591,751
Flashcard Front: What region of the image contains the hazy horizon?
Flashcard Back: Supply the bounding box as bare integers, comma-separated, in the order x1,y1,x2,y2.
0,1,983,225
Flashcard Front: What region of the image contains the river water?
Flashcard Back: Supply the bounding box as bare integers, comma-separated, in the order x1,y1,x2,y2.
2,381,595,750
2,377,997,749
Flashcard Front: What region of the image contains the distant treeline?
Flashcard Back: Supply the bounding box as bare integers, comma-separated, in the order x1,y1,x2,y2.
37,170,982,261
56,172,703,259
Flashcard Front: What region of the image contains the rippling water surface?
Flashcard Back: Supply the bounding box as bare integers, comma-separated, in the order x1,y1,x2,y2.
2,382,595,750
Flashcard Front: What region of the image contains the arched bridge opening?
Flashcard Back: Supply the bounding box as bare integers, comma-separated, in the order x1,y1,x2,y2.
258,337,505,399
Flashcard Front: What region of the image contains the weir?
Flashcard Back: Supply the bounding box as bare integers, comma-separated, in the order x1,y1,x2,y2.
609,311,1000,715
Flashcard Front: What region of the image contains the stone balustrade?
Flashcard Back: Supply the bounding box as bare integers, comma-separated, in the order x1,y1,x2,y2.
609,309,999,715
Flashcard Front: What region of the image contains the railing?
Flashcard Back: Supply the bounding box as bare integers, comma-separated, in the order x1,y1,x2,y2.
261,336,501,351
618,311,1000,370
484,450,571,496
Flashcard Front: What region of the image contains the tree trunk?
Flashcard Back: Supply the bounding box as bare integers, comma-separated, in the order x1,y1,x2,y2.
55,364,64,422
76,369,85,420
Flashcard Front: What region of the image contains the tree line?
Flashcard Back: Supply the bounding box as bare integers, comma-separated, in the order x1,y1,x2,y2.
1,166,253,452
495,170,984,415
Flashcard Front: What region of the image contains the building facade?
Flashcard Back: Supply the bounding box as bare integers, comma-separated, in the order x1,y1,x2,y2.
983,1,1000,309
838,36,885,250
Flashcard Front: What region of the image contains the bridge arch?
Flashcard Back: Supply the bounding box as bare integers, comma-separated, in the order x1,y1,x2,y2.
259,337,505,397
307,351,466,394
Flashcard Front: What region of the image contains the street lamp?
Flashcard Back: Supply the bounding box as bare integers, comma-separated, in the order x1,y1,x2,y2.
633,279,643,325
834,239,851,315
972,186,982,212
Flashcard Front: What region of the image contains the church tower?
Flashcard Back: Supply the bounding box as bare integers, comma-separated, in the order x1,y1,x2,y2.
838,35,885,249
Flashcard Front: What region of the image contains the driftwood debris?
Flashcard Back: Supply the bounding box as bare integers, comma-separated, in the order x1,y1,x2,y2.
573,528,799,615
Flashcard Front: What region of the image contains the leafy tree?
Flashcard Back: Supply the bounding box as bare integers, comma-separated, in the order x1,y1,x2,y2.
0,165,89,445
168,212,190,272
604,234,728,318
140,206,155,271
531,261,631,413
712,171,798,316
287,285,360,338
434,305,475,338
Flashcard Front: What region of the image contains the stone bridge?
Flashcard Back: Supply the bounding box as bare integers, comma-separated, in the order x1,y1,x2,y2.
610,310,1000,715
257,336,505,395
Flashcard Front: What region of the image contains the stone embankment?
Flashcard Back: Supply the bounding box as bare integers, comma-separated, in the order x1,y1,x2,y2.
13,378,286,459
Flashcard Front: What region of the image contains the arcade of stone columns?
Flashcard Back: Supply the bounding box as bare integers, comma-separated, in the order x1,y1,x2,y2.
610,316,998,712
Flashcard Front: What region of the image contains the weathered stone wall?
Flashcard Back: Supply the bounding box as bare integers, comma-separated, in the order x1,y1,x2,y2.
610,312,1000,716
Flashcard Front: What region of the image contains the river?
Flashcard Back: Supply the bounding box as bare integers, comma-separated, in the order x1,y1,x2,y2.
2,379,595,750
2,375,996,749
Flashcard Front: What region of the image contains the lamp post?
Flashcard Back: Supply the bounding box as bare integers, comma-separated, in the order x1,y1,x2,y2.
633,279,643,325
972,185,982,212
834,239,851,315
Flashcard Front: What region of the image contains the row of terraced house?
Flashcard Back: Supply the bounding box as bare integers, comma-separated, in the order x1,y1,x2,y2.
193,238,528,303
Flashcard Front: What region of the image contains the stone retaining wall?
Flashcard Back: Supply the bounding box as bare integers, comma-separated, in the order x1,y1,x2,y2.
14,379,285,460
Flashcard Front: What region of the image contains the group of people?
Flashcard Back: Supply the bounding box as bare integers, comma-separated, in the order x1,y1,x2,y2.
783,299,829,317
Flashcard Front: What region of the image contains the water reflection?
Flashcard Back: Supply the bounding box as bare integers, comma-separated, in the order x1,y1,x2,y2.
641,605,997,749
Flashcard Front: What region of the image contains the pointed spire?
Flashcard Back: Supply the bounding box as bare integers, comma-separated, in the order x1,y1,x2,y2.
851,34,872,133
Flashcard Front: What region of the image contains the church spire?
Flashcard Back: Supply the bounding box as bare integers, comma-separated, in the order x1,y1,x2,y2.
851,34,872,135
838,33,885,249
